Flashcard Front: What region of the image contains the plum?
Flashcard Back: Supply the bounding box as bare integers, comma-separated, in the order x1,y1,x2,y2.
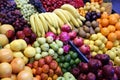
78,62,88,73
97,70,103,79
111,74,118,80
114,66,120,79
103,65,115,79
86,72,96,80
71,67,80,77
78,73,87,80
100,54,110,65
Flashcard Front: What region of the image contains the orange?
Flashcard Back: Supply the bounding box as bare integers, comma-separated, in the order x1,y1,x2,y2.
106,41,113,49
115,22,120,30
113,13,120,19
107,25,116,32
101,27,110,36
107,32,117,42
101,12,109,19
99,24,102,29
109,14,118,25
101,18,109,27
115,31,120,40
53,74,58,80
97,19,101,24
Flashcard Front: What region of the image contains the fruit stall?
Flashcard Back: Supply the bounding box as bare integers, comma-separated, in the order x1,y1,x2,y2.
0,0,120,80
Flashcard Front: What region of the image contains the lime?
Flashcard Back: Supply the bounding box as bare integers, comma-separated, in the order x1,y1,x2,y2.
62,68,67,73
71,52,78,59
67,66,72,71
65,54,71,62
60,56,65,62
69,51,74,55
63,62,70,68
70,59,75,65
56,58,61,63
75,58,81,64
59,63,63,68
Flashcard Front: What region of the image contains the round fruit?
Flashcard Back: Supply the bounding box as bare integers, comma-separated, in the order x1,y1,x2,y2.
106,41,113,49
107,32,117,42
115,22,120,30
107,25,116,32
101,28,110,36
115,31,120,40
101,18,109,27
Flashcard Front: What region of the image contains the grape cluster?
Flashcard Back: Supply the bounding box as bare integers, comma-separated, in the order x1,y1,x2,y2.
29,0,46,13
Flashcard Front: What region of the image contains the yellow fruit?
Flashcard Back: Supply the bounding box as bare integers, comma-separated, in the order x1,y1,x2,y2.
10,40,22,51
0,34,9,47
91,52,97,57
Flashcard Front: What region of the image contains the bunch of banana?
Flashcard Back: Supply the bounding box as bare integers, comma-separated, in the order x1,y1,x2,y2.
30,4,86,37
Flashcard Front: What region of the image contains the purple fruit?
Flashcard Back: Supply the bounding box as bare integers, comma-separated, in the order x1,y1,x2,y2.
111,74,118,80
78,62,88,73
78,73,87,80
71,67,80,77
86,72,96,80
114,66,120,79
100,54,110,65
97,70,103,79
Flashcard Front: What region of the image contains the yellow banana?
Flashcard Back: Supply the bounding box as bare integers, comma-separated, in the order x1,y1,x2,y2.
65,10,79,28
34,14,45,37
47,22,57,34
57,27,61,34
30,14,36,34
69,21,75,29
38,14,48,32
77,18,83,26
79,16,86,21
53,9,68,24
61,4,80,18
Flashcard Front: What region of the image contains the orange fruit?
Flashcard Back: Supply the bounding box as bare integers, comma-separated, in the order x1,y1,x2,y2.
99,24,102,29
115,22,120,30
101,27,110,36
97,19,101,24
107,25,116,32
101,18,109,27
107,32,117,42
106,41,113,49
115,31,120,40
42,64,49,73
113,13,120,19
53,74,58,80
101,12,109,19
109,15,118,25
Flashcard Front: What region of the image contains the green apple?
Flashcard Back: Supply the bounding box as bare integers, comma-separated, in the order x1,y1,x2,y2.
91,52,97,57
32,41,40,47
84,39,90,45
93,45,99,52
114,56,120,66
107,51,116,60
58,48,64,55
56,40,63,48
94,40,102,46
99,43,105,50
34,53,42,60
46,36,53,43
113,40,119,47
48,49,55,56
37,37,46,45
90,34,98,41
41,43,49,51
35,47,41,54
41,52,49,57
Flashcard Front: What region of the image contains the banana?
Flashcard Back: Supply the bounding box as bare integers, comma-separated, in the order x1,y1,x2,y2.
65,10,79,28
53,9,68,24
69,21,74,29
66,22,72,29
38,14,48,32
61,4,80,18
57,27,61,34
34,14,45,37
30,14,36,34
79,15,86,21
77,18,83,26
52,12,64,27
47,22,57,34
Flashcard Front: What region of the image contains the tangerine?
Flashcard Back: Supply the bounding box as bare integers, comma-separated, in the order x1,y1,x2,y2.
109,14,118,25
101,27,110,36
106,41,113,49
107,32,117,42
101,18,109,27
115,31,120,40
107,25,116,32
101,12,109,19
115,22,120,30
113,13,120,19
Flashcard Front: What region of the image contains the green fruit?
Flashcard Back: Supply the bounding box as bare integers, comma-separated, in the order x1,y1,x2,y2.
48,49,54,56
37,37,46,45
35,47,41,53
65,54,71,62
67,66,72,71
53,53,58,59
62,68,67,73
58,48,64,55
56,40,63,48
34,53,42,60
41,43,49,51
33,41,39,47
64,72,76,80
59,63,63,68
69,51,74,55
50,42,59,51
56,58,61,63
75,58,81,64
70,59,75,65
60,56,65,62
63,62,69,68
41,52,49,57
71,52,78,59
72,65,77,68
57,77,65,80
46,36,54,43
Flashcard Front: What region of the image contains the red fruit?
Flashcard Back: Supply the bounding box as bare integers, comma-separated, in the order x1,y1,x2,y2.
73,37,84,47
78,62,88,73
23,27,32,36
42,64,49,73
36,67,42,75
6,30,15,38
68,31,77,40
79,44,90,55
27,63,33,68
55,66,63,76
71,67,80,77
41,73,48,80
48,69,54,77
38,58,45,67
49,60,58,70
16,31,25,39
61,24,71,32
33,61,38,69
86,72,96,80
44,56,52,64
78,73,87,80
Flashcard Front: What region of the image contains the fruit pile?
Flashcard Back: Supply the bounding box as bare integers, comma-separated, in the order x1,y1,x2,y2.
1,0,120,80
71,54,120,80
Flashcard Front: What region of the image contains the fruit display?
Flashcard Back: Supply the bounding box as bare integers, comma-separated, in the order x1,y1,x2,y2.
56,51,81,73
27,56,63,80
30,4,85,37
1,0,120,80
71,54,120,80
78,2,105,16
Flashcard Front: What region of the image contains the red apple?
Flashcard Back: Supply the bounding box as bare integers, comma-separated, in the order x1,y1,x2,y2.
16,31,25,39
69,31,77,40
23,27,32,36
6,30,15,38
73,37,84,47
38,58,45,67
79,44,90,55
61,24,71,32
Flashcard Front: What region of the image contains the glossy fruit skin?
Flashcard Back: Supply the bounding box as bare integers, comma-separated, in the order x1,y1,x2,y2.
73,37,84,47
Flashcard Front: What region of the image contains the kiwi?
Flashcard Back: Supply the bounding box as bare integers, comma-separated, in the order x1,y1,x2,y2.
90,27,95,34
85,21,91,27
92,20,99,28
86,33,91,39
83,25,90,33
79,28,87,38
95,27,100,33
